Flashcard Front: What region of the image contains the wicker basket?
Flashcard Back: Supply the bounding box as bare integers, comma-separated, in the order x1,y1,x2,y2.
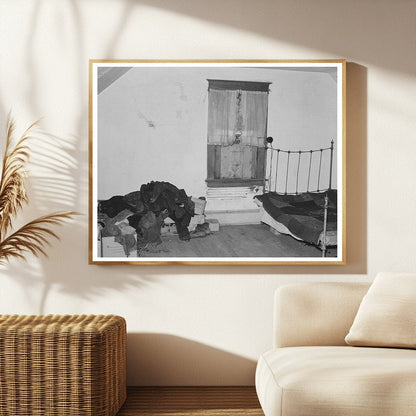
0,314,126,416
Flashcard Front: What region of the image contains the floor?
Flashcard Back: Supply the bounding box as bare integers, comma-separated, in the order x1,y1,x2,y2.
116,386,264,416
139,223,336,258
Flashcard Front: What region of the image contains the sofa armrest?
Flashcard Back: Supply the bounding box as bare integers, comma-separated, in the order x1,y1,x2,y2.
273,282,370,348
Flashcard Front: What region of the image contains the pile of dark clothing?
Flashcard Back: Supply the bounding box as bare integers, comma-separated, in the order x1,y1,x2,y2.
98,181,195,254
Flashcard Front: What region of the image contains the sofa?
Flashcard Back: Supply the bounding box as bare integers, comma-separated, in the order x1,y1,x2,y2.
255,275,416,416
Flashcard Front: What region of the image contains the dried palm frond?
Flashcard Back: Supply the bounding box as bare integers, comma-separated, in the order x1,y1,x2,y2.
0,212,78,265
0,117,37,238
0,116,79,264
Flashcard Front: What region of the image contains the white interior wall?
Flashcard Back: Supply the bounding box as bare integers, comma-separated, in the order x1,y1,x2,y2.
98,66,336,199
0,0,415,385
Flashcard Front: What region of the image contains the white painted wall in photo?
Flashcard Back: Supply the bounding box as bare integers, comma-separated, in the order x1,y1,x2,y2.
0,0,415,385
97,66,337,199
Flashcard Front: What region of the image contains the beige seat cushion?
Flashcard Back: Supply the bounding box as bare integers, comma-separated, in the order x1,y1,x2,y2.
345,272,416,348
256,346,416,416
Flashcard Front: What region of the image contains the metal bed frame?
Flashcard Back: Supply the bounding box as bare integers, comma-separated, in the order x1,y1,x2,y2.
263,138,335,256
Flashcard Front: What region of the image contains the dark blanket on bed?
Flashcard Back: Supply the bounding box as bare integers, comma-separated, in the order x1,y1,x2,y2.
254,190,337,245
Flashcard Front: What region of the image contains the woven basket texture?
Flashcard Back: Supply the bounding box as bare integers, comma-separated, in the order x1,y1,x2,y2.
0,314,126,416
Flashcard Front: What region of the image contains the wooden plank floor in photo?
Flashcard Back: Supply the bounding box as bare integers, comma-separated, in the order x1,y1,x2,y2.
117,386,264,416
139,223,336,258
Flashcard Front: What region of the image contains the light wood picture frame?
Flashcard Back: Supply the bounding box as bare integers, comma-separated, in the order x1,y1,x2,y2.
89,60,346,265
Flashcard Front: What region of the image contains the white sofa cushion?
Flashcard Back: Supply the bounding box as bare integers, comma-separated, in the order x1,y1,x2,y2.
256,346,416,416
345,272,416,348
274,283,369,348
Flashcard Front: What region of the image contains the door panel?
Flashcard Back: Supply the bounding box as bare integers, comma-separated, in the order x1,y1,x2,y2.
207,145,222,180
207,81,270,187
220,146,254,180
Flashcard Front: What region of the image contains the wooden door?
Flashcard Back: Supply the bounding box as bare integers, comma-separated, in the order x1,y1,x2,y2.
206,80,270,187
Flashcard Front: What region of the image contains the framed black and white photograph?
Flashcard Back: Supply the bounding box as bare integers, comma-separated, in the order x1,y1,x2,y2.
89,60,345,264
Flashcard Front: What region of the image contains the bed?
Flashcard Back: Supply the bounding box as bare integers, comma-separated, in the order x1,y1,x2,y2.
256,139,337,256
